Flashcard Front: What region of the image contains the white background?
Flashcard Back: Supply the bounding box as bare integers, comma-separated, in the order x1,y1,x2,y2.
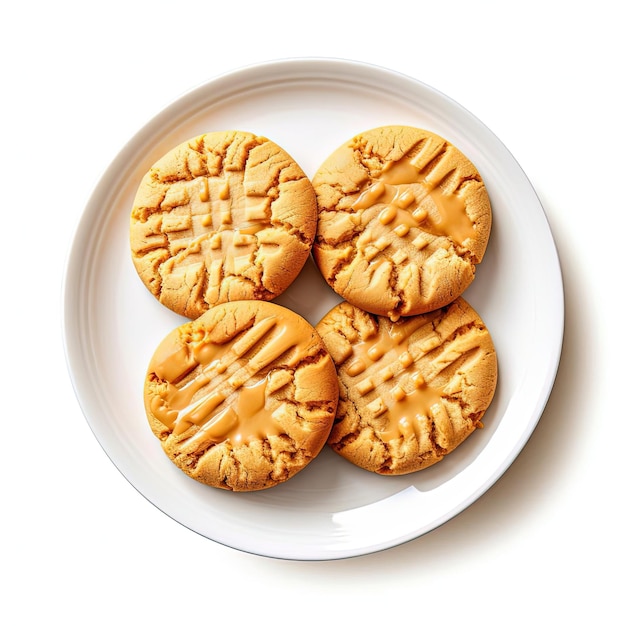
3,1,623,623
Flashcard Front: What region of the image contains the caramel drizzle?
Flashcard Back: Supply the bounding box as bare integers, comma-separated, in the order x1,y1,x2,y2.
154,172,272,287
351,156,475,246
343,315,448,443
150,315,308,445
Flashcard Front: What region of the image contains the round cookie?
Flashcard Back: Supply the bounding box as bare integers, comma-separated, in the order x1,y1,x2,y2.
130,130,318,319
315,298,497,475
312,125,492,319
144,300,339,491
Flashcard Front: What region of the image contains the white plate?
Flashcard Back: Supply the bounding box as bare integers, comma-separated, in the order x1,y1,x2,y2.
62,58,563,560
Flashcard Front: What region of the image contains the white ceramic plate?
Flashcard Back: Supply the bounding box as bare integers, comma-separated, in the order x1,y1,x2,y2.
62,58,563,560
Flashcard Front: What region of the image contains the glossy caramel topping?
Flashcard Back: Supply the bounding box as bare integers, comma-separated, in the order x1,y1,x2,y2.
200,171,271,238
343,314,447,442
351,156,475,245
149,313,312,445
199,177,210,202
177,377,283,451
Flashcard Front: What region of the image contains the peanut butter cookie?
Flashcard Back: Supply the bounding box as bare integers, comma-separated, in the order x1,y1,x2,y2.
312,126,492,319
315,298,497,475
130,131,318,318
144,301,339,491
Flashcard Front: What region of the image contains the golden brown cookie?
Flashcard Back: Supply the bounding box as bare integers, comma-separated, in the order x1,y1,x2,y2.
315,298,497,475
144,300,339,491
312,126,492,319
130,130,318,318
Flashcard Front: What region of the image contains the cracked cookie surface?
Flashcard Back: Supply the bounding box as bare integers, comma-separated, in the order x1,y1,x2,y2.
312,126,492,319
130,130,318,318
315,298,497,475
144,300,339,491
